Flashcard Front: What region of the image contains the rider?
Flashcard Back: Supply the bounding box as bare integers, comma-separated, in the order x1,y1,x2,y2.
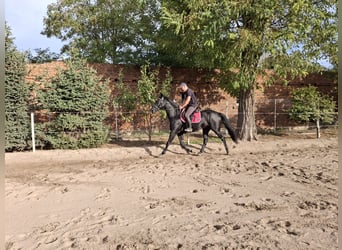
178,82,198,132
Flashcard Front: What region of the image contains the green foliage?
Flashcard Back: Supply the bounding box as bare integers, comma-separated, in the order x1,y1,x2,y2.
112,64,172,137
160,0,337,140
161,0,336,86
26,48,60,63
160,67,173,97
37,52,110,149
288,86,336,124
137,65,159,106
42,0,160,64
137,64,172,107
5,24,31,151
136,64,172,140
113,69,136,121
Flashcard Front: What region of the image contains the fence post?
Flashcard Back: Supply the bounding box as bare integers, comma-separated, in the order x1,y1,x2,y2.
225,100,229,135
115,112,119,140
113,104,119,140
31,112,35,152
274,99,277,132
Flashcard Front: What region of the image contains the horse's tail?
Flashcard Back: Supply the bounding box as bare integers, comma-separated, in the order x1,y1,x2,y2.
220,113,238,144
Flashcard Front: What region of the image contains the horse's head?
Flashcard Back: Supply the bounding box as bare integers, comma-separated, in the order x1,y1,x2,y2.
151,94,167,113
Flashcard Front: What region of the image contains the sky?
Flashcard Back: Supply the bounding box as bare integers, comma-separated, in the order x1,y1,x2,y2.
5,0,63,54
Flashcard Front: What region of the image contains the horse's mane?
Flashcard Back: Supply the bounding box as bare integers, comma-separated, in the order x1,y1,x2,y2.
162,95,179,109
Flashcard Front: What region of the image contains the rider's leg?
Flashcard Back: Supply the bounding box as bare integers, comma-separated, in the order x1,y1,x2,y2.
184,106,196,132
184,115,192,132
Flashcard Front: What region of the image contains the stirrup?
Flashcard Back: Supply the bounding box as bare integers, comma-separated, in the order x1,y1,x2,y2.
185,127,193,132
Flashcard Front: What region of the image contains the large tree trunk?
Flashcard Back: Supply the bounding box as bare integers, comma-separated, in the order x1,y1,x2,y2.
237,87,258,141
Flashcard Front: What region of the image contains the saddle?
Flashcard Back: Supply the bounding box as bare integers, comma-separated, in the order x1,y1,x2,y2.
180,109,201,124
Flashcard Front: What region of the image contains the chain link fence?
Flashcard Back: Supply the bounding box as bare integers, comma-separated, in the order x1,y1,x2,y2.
22,98,337,150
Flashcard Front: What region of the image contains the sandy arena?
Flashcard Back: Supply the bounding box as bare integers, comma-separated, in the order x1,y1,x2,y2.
5,133,338,249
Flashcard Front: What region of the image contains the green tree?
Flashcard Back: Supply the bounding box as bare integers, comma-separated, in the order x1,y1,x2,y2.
112,69,136,139
136,64,172,141
5,24,31,151
288,86,336,138
26,48,60,63
113,69,136,116
37,51,110,149
42,0,160,64
161,0,337,141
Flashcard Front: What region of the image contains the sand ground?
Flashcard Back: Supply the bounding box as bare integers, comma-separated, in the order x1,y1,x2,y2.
5,133,338,249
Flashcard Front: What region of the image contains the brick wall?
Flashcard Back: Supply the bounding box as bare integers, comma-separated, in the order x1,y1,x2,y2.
26,62,337,131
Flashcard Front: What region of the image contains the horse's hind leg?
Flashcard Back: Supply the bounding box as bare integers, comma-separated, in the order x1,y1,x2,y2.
211,128,229,155
199,128,210,154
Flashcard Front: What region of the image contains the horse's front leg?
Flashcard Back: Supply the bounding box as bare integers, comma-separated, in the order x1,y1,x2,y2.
162,129,178,155
199,128,210,154
178,133,192,154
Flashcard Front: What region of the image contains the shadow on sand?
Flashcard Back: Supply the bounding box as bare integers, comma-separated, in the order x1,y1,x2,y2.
108,139,165,157
108,137,206,157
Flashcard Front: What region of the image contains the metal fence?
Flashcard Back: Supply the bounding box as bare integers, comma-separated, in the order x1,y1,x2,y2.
25,98,338,151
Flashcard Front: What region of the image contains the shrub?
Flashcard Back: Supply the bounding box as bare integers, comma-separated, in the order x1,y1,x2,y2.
36,52,110,149
288,85,336,138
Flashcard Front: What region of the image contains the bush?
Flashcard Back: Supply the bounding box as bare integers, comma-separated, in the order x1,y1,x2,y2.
288,85,336,124
36,52,110,149
288,85,336,138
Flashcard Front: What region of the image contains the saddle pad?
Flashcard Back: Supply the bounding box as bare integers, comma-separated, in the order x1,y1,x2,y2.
180,111,201,123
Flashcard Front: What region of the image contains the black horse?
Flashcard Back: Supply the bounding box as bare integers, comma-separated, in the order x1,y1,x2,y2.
151,94,238,155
